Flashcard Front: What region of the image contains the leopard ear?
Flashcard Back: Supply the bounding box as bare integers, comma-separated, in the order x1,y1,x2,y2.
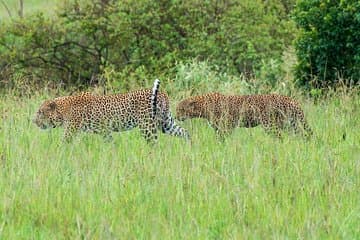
49,101,57,110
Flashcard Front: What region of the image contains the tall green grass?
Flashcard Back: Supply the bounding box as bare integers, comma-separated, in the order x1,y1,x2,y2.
0,91,359,239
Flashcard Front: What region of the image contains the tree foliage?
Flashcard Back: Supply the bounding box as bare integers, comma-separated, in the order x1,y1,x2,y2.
293,0,360,88
0,0,295,89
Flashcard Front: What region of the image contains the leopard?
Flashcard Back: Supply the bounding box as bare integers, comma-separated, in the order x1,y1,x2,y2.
176,92,312,139
33,79,190,142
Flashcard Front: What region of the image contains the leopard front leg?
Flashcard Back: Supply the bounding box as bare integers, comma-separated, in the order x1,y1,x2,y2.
63,121,80,142
210,117,234,141
96,121,113,142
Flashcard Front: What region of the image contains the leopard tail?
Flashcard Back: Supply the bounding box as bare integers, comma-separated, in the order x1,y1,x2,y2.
151,79,160,120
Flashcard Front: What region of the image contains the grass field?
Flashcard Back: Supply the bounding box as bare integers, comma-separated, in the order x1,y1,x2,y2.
0,91,359,239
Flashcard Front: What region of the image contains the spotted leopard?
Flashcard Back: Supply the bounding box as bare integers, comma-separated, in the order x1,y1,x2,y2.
34,79,190,142
176,92,312,138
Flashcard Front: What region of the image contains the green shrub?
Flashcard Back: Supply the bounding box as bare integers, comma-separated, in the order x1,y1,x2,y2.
0,1,128,88
0,0,296,90
293,0,360,88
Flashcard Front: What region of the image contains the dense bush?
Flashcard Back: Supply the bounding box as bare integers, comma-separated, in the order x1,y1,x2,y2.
0,1,127,88
0,0,296,90
293,0,360,88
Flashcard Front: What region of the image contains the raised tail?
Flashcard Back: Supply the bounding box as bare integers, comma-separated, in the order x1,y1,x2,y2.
151,79,161,120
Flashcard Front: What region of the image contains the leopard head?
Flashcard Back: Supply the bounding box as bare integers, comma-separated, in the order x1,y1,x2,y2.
33,100,63,129
176,97,204,121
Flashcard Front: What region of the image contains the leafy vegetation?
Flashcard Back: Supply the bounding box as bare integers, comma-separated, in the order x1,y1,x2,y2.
293,0,360,88
0,0,296,89
1,0,359,91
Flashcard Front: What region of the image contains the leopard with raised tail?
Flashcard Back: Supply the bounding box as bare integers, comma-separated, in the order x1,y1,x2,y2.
34,79,190,142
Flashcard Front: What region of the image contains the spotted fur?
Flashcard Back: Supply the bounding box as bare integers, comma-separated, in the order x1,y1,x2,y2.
151,79,160,120
33,79,190,142
176,93,312,138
